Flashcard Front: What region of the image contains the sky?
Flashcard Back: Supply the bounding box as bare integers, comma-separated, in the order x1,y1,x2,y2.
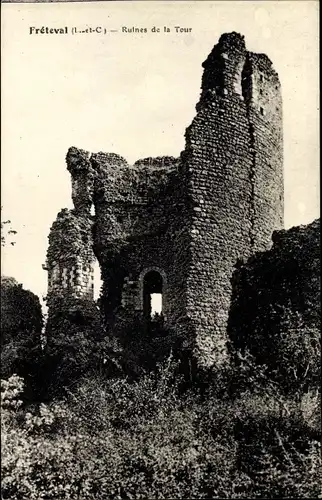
1,0,319,304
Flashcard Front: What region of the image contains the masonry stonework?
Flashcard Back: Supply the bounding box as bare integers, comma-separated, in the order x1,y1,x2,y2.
46,32,286,369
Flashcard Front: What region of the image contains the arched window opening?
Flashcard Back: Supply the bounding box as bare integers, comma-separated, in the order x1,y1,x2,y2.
143,270,163,321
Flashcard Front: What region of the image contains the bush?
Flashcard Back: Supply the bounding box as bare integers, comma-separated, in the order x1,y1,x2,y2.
0,277,44,400
2,356,321,500
1,277,43,346
44,296,123,397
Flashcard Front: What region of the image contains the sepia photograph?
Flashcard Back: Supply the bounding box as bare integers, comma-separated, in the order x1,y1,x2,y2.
1,1,320,498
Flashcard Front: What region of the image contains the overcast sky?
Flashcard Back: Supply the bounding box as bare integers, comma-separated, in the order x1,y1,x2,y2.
1,1,319,303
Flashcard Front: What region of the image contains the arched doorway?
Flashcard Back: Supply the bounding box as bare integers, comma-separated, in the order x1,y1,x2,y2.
143,270,163,320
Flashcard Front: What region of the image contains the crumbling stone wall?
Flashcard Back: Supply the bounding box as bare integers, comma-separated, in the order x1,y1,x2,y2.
91,152,183,328
228,219,320,389
46,32,284,370
46,208,95,305
245,52,284,248
182,32,283,367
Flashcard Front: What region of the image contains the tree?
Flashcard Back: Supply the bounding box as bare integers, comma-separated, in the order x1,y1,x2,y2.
0,277,44,400
1,208,17,247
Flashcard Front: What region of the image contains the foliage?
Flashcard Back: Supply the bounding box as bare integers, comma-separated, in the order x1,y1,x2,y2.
1,353,321,500
0,278,44,400
110,312,186,378
44,296,123,397
229,305,321,395
228,219,321,396
272,314,321,393
1,209,17,247
1,277,43,346
46,209,93,264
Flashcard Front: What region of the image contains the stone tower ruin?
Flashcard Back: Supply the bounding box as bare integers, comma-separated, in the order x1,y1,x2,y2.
46,32,283,368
